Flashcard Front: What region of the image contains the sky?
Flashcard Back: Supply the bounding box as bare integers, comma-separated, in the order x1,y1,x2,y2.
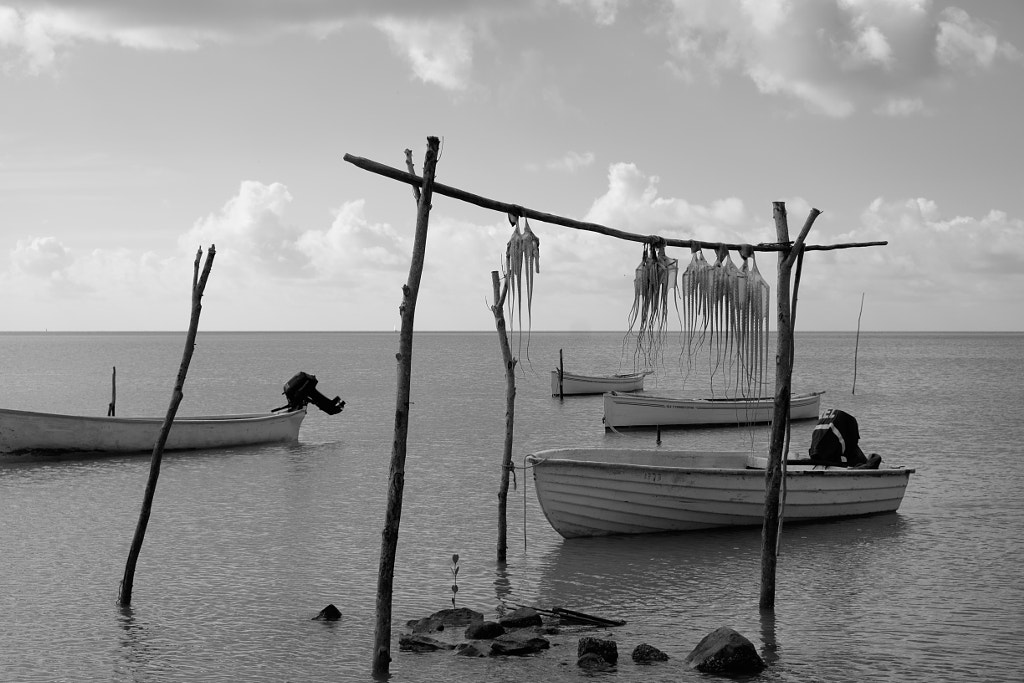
1,0,1022,332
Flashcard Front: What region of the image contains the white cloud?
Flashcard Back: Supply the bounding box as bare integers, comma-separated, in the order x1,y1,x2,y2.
658,0,1021,116
935,6,1019,70
874,96,927,117
10,235,72,278
528,151,596,173
374,17,476,91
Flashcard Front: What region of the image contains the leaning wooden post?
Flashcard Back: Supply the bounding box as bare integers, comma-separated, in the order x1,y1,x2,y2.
490,270,517,563
853,293,865,394
118,245,216,606
760,204,819,610
371,137,439,679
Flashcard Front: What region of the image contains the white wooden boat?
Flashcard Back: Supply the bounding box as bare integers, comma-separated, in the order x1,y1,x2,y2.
0,407,307,455
551,369,649,396
0,371,345,457
603,390,823,429
526,447,915,538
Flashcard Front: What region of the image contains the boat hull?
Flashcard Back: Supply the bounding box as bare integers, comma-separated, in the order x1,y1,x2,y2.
526,447,914,538
551,370,648,396
603,391,822,428
0,407,306,455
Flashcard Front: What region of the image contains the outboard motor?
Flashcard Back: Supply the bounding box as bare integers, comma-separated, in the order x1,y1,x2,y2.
808,408,868,467
282,372,345,415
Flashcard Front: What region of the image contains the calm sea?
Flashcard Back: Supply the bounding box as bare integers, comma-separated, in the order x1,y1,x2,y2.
1,331,1022,682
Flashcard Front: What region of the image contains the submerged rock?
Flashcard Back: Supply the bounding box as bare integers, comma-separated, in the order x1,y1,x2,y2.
578,636,618,665
465,620,505,640
498,607,543,629
490,631,551,656
684,626,764,674
577,652,613,670
453,642,491,658
406,607,483,634
632,642,669,663
311,604,342,621
399,634,456,652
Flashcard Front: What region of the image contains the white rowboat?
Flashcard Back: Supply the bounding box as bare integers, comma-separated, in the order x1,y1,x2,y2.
0,407,306,456
551,369,649,396
526,447,914,538
603,390,823,429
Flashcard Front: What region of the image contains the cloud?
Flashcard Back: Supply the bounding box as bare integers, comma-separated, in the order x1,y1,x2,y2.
4,168,1023,331
0,1,504,80
527,151,596,173
586,162,754,238
10,235,72,279
373,17,476,90
3,0,1019,117
935,6,1022,70
656,0,1021,116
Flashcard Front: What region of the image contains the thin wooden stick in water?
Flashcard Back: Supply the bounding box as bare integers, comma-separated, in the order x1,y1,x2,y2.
853,293,864,395
490,270,517,563
119,245,216,606
108,366,116,416
372,138,439,680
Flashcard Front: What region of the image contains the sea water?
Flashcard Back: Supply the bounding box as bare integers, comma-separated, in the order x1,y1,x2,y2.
1,331,1022,682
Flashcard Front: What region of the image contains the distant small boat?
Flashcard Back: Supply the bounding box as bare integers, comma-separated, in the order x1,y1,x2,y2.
603,390,823,429
551,369,650,396
0,371,345,457
526,447,915,538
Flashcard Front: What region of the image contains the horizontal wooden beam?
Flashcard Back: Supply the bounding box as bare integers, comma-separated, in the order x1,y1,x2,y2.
343,153,887,253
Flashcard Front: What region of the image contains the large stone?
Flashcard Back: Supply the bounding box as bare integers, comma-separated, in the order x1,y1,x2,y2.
465,620,505,640
398,634,455,652
578,636,618,665
490,632,551,656
632,643,669,663
498,607,543,629
406,607,483,634
684,626,765,675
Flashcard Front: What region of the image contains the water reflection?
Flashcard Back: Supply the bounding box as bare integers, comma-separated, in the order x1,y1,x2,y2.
115,604,152,680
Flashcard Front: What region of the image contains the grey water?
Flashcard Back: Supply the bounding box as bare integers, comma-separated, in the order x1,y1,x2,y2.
1,331,1021,682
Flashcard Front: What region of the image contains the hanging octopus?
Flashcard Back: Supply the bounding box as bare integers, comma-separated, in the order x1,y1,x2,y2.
504,213,540,359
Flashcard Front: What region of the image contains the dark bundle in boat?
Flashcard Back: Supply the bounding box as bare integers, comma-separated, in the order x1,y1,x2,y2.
280,372,345,415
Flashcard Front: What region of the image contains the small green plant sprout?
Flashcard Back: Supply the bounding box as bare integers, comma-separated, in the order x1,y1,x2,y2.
450,554,460,609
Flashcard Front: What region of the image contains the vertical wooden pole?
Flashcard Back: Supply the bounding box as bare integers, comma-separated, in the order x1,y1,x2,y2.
119,245,215,606
490,271,517,563
558,348,564,399
108,366,117,416
371,137,439,679
760,203,819,611
853,293,864,394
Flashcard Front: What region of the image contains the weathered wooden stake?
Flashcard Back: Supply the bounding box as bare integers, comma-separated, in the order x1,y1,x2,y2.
108,366,116,416
853,293,865,394
118,245,215,606
490,271,517,563
371,137,439,679
558,348,564,400
760,203,819,611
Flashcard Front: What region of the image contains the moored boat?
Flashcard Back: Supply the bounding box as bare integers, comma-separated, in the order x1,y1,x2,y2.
0,408,307,455
603,390,823,429
526,447,914,539
0,371,345,456
551,369,649,396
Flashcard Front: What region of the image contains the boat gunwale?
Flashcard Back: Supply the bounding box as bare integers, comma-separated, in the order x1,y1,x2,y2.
525,450,915,476
0,407,305,425
606,390,824,405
